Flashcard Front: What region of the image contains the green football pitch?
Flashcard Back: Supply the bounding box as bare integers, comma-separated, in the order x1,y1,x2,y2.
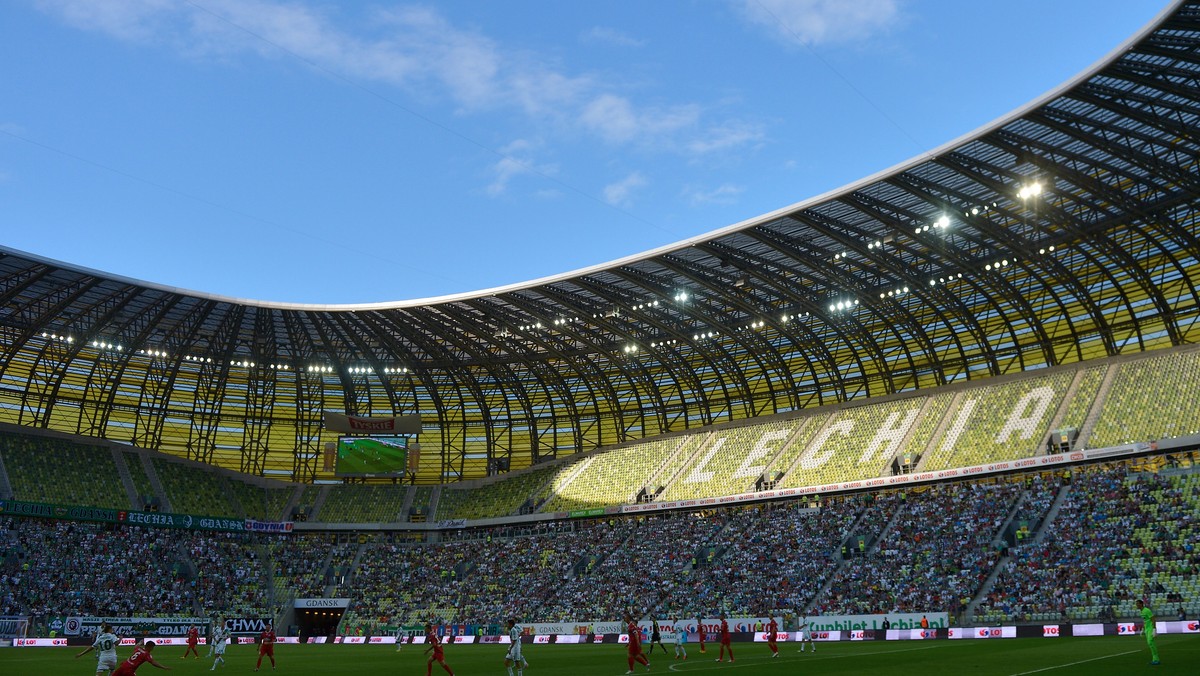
335,438,407,476
3,636,1198,675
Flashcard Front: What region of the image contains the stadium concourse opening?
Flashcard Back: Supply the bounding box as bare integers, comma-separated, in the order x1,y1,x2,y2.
295,608,345,643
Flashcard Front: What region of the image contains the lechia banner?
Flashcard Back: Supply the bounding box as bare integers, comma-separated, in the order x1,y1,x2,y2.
62,616,210,638
0,499,293,534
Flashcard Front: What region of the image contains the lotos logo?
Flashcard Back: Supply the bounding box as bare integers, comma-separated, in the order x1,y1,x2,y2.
816,632,829,640
1118,624,1136,634
978,629,989,637
1189,622,1198,631
921,630,934,639
1043,626,1059,637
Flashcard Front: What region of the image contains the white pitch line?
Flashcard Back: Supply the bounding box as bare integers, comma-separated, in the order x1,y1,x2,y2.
1008,649,1139,675
665,643,949,672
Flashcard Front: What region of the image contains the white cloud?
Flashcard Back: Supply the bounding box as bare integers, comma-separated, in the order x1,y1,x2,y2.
34,1,765,162
739,0,901,46
603,171,648,207
581,26,646,48
685,183,744,206
687,122,765,155
35,0,175,42
486,139,558,197
580,94,700,145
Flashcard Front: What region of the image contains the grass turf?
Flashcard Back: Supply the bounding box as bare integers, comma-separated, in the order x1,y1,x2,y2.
2,635,1197,675
335,438,408,476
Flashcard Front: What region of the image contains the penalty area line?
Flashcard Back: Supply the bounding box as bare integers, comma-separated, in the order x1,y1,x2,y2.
1008,649,1139,675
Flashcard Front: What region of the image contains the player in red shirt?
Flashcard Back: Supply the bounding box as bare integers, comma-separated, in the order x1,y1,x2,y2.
182,625,200,659
696,615,706,654
113,641,171,675
624,614,650,674
766,617,779,658
254,621,276,671
424,623,455,676
715,614,733,663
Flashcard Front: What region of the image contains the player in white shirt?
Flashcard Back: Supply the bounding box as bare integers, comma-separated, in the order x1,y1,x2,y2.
210,621,228,670
504,619,529,676
797,616,815,653
672,617,687,660
75,622,121,675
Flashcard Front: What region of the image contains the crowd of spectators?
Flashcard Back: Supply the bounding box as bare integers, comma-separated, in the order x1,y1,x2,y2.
269,533,336,601
532,512,720,622
707,497,864,616
185,532,273,620
818,483,1018,617
0,518,195,618
978,466,1200,623
1,463,1197,632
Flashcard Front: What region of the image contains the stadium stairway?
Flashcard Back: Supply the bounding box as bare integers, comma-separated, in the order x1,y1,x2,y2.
339,542,370,593
308,485,332,521
0,445,13,500
140,453,172,511
399,484,417,517
643,433,711,502
893,395,939,464
257,541,280,619
1031,480,1072,545
1037,369,1088,455
913,392,964,473
536,455,596,512
108,446,141,509
280,484,305,522
964,485,1041,624
800,503,877,615
1076,363,1121,449
867,497,908,556
428,486,443,519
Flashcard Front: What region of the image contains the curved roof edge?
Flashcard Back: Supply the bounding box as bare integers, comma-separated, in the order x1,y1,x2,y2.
3,0,1184,312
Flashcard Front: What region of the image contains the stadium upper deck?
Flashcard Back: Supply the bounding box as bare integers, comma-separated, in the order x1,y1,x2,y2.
0,1,1198,483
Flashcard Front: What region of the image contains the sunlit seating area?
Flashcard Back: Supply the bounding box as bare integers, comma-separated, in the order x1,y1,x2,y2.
1090,351,1200,446
921,371,1073,470
659,418,800,501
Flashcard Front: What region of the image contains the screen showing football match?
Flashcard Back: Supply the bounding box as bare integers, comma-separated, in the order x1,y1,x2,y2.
335,436,409,477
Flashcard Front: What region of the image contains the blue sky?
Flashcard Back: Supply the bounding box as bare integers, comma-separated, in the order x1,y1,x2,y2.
0,0,1169,304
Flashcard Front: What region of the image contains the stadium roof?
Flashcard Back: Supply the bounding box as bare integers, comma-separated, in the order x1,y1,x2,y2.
2,0,1199,482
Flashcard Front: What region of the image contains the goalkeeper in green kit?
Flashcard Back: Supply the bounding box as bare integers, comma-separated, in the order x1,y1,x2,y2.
1136,599,1160,665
